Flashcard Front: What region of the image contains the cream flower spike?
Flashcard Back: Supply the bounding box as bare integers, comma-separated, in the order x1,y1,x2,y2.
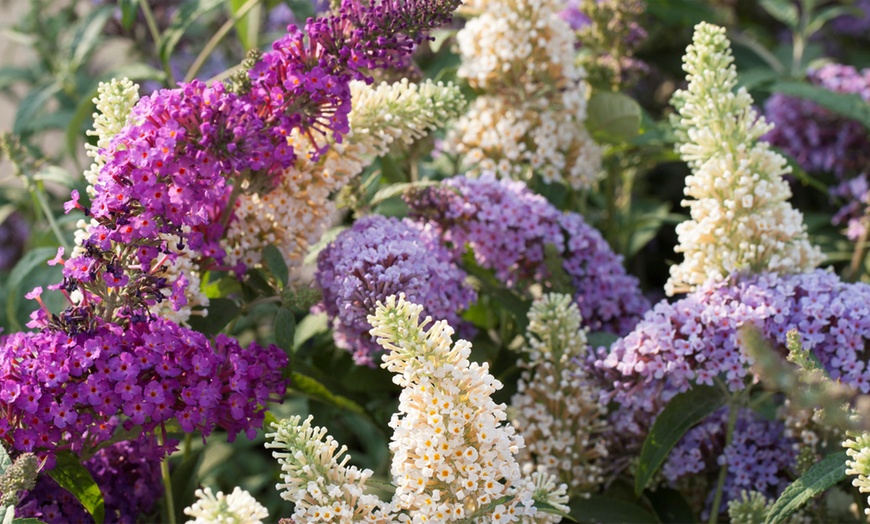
449,0,603,190
183,486,269,524
368,294,540,522
83,78,139,193
510,293,607,497
265,414,395,523
665,22,823,295
845,432,870,516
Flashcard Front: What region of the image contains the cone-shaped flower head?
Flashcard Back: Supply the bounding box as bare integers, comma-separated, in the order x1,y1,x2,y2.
265,415,395,523
666,22,822,295
510,293,607,496
368,294,538,521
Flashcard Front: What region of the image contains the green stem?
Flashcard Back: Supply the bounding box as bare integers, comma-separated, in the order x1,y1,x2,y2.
183,434,192,462
32,183,71,252
140,1,174,87
708,396,741,523
184,0,262,83
158,431,177,524
848,216,870,282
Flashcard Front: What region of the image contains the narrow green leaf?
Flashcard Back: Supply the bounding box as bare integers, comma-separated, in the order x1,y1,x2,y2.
12,519,50,524
120,0,141,30
186,298,240,335
229,0,262,51
7,247,56,300
275,307,296,353
69,6,113,69
0,66,34,91
263,244,288,289
771,81,870,132
3,507,13,524
290,372,367,416
33,166,74,187
571,495,660,523
293,312,329,350
759,0,799,28
303,226,347,266
634,385,727,495
370,180,439,207
13,83,61,136
159,0,224,65
805,6,858,35
48,452,105,524
764,450,848,524
586,92,642,142
283,0,315,22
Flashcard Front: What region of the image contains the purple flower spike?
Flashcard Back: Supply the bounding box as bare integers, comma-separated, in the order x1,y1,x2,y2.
405,174,650,335
0,316,288,459
315,215,476,366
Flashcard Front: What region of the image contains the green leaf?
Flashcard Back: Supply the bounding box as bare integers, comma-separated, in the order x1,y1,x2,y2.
760,0,799,28
48,452,105,524
283,0,315,22
543,243,574,294
229,0,263,51
6,246,57,331
369,180,439,207
587,331,619,349
0,444,11,476
69,6,113,70
169,447,204,524
263,244,288,289
571,495,660,523
119,0,141,30
290,372,367,416
805,6,859,35
764,450,848,524
293,312,329,350
159,0,224,66
634,385,728,495
201,272,243,299
303,226,347,266
737,68,780,91
586,92,642,142
13,83,61,136
0,66,34,91
12,519,50,524
647,487,697,524
378,154,406,184
275,307,296,353
186,298,240,335
32,166,74,187
771,81,870,132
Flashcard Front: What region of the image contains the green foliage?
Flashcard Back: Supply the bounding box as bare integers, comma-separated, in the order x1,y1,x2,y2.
47,452,106,524
587,92,642,142
635,386,728,495
764,451,849,524
571,495,660,523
